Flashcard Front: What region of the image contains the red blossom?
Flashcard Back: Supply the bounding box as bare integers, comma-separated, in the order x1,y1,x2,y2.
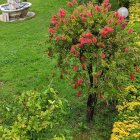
130,72,135,80
108,19,113,24
128,28,133,34
85,38,92,44
77,90,81,96
77,79,83,85
81,56,86,60
118,16,124,23
122,23,127,29
101,30,108,38
70,15,76,20
83,33,92,38
73,0,77,4
70,45,75,53
97,72,102,76
75,52,80,57
93,77,98,84
101,53,106,59
104,26,114,33
68,2,73,7
55,36,60,41
94,5,101,12
58,9,66,18
124,48,129,52
73,65,79,71
92,37,97,43
86,11,92,17
107,5,111,10
81,16,87,21
49,28,56,33
80,13,83,17
101,26,114,38
115,11,119,18
103,8,108,13
97,43,105,47
61,18,67,23
62,36,67,41
81,63,86,68
103,0,109,6
100,95,104,100
79,38,85,45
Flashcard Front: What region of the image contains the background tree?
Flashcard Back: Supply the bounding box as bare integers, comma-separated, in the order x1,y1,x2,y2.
48,0,139,122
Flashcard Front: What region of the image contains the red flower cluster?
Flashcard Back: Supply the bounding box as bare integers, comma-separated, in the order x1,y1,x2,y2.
78,33,97,46
97,43,105,47
55,36,67,41
77,90,81,96
103,0,109,6
67,0,77,7
86,11,92,17
58,9,66,18
94,6,101,12
70,14,76,20
101,26,114,38
73,65,79,71
101,53,106,59
128,28,133,34
130,72,135,80
49,28,56,34
73,79,84,90
51,15,59,27
68,2,73,7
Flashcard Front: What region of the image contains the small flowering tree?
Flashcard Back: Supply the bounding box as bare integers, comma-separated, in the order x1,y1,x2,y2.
48,0,139,121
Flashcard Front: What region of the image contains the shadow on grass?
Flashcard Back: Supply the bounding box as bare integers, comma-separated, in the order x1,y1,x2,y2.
71,99,117,140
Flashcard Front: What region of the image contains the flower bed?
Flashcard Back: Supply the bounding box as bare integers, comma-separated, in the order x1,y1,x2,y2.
129,0,140,24
111,86,140,140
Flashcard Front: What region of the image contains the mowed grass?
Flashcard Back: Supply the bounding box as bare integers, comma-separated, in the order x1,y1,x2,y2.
0,0,72,96
0,0,120,97
0,0,126,139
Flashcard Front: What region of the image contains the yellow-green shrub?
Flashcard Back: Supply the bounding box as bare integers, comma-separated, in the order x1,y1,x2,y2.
0,88,67,140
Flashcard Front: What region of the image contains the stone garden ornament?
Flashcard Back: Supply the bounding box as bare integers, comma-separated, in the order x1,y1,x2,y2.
0,0,35,22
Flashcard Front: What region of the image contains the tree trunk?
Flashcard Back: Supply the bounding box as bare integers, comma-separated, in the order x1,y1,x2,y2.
87,64,97,122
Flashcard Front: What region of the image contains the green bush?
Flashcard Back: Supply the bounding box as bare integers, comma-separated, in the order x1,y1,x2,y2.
0,87,67,140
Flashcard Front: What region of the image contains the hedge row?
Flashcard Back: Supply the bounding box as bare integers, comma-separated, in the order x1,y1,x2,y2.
111,85,140,140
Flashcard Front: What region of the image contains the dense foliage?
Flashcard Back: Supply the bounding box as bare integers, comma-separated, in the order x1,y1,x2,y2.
0,87,67,140
118,0,129,8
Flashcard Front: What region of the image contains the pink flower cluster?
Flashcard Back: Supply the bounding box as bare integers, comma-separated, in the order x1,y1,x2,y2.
67,0,77,7
78,33,97,47
101,26,114,38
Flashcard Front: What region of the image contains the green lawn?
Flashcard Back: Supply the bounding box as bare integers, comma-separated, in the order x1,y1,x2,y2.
0,0,132,139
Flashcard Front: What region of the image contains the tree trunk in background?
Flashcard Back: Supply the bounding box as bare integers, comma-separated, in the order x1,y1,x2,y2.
87,64,97,122
98,0,103,6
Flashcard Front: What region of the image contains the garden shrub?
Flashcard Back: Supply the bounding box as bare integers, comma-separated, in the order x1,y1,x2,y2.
0,87,68,140
111,85,140,140
48,0,139,121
